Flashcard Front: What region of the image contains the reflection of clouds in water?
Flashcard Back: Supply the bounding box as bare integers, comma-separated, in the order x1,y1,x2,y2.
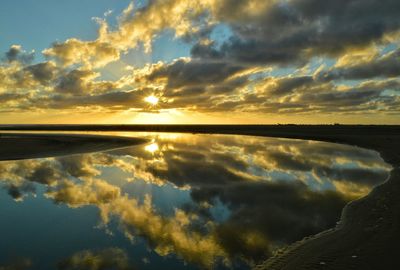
145,142,159,154
58,248,136,270
99,195,227,268
0,258,32,270
47,178,120,207
0,134,391,268
0,161,227,268
116,134,390,195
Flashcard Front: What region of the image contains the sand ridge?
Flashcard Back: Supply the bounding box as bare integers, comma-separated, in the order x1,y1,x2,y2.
0,133,149,161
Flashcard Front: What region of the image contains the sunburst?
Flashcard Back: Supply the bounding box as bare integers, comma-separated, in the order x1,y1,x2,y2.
144,95,159,105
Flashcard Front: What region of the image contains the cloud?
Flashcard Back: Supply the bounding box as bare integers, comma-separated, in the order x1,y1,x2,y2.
0,61,48,92
2,67,398,117
317,47,400,80
291,79,400,112
257,76,315,97
3,45,34,65
0,93,25,103
31,89,152,111
43,38,120,69
42,0,215,68
141,58,245,91
1,1,400,120
54,69,100,95
24,61,58,85
202,0,400,65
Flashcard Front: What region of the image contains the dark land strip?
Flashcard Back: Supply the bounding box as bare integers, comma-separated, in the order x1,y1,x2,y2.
0,133,148,161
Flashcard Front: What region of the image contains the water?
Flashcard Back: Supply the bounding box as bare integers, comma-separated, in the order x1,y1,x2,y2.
0,133,391,269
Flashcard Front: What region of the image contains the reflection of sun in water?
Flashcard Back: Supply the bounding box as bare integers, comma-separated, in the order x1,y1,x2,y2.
145,142,159,153
144,95,159,105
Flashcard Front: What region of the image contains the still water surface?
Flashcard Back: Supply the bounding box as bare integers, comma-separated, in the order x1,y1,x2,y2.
0,133,391,269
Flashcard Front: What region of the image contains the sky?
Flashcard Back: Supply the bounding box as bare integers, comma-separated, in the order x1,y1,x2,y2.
0,0,399,124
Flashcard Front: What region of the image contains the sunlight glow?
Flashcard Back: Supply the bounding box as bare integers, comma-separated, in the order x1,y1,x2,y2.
145,142,159,153
144,95,159,105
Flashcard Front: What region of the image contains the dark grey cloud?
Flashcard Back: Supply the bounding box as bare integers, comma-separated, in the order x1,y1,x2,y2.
210,76,400,114
37,88,154,110
266,76,314,96
3,45,34,65
294,80,400,110
317,48,400,81
55,69,97,95
24,62,57,85
190,41,225,60
198,0,400,65
208,76,249,94
145,58,245,90
0,93,24,103
121,59,251,112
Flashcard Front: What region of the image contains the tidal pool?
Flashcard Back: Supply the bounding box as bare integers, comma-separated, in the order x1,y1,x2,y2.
0,133,391,270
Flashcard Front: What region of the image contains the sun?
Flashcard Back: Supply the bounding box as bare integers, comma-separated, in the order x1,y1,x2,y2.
144,95,159,105
145,142,159,153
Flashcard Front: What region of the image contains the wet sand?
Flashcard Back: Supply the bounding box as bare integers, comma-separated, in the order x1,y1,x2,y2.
0,133,149,161
1,125,399,269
